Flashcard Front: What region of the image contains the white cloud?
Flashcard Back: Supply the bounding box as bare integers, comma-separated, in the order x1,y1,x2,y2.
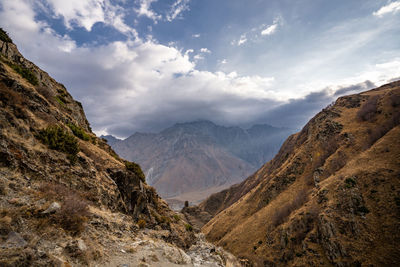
237,34,247,46
373,1,400,17
0,0,279,136
234,16,281,46
192,33,201,38
43,0,105,31
3,1,399,137
166,0,191,22
35,0,137,37
261,23,277,36
135,0,162,22
200,48,211,53
193,54,204,60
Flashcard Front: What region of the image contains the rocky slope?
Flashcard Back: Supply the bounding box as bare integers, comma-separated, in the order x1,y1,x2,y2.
106,121,291,207
200,81,400,266
0,30,240,266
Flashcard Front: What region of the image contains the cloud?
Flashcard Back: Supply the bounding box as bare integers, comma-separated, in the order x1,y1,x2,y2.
166,0,191,22
2,1,400,138
41,0,105,31
261,24,277,36
193,54,204,60
259,80,376,129
0,0,279,137
333,80,375,96
34,0,137,37
237,34,247,46
373,1,400,17
192,33,200,38
200,48,211,53
135,0,162,22
234,16,281,46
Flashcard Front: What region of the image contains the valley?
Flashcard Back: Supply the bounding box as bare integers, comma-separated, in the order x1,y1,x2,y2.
104,121,292,208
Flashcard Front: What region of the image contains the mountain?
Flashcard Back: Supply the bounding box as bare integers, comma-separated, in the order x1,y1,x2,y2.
101,134,122,146
0,30,240,266
198,81,400,266
108,120,292,207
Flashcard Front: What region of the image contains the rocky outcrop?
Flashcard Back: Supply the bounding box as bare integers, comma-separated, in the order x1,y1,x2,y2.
201,81,400,266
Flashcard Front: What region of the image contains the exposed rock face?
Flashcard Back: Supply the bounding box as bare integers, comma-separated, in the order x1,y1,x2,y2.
0,35,239,266
201,82,400,266
108,121,292,205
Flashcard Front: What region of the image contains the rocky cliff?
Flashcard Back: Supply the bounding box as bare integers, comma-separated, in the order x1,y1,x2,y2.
0,30,240,266
201,81,400,266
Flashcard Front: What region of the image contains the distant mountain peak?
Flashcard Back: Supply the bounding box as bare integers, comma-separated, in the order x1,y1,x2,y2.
108,119,293,206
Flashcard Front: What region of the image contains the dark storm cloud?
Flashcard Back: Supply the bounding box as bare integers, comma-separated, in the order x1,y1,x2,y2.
333,80,375,96
256,80,376,130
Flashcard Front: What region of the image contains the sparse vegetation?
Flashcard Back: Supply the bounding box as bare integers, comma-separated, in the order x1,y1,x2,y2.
55,95,65,105
54,195,90,234
270,188,308,227
185,223,193,231
6,61,39,86
68,123,91,141
125,161,145,182
54,88,70,105
357,206,370,214
37,125,79,164
0,28,12,43
138,219,146,229
357,95,379,121
345,177,357,188
39,183,89,235
173,214,181,221
366,107,400,146
390,94,400,107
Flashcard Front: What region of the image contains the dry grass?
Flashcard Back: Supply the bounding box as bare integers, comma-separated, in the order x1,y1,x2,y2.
138,219,146,229
357,95,379,121
39,183,90,235
270,187,309,227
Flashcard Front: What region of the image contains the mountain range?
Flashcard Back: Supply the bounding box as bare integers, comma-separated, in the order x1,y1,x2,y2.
103,121,292,208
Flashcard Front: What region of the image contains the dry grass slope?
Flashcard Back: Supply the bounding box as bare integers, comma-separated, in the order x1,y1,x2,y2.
202,81,400,266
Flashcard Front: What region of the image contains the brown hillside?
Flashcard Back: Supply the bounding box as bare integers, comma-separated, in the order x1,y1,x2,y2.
202,81,400,266
0,37,241,266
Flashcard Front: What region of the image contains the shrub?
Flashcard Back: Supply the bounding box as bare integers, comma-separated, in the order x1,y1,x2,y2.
357,95,379,121
53,195,89,235
6,62,38,86
39,183,90,235
67,123,91,141
270,188,308,227
54,96,65,105
345,177,356,188
125,161,145,182
37,125,79,164
185,223,193,231
173,214,181,221
137,219,146,229
0,28,12,43
366,108,400,146
390,94,400,107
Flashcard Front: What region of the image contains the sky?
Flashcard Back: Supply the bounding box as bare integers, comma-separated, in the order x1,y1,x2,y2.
1,0,400,138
